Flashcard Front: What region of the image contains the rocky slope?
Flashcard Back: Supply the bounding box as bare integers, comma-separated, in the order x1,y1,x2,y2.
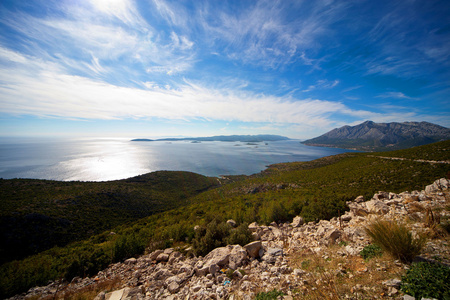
302,121,450,151
9,179,450,300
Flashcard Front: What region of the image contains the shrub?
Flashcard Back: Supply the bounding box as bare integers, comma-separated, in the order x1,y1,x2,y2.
225,222,253,246
255,289,284,300
360,244,383,260
191,219,253,256
112,233,147,262
401,262,450,299
364,219,426,263
191,219,231,256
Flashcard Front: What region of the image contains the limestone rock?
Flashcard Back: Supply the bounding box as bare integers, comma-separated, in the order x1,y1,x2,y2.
324,229,341,245
425,178,450,194
248,222,259,232
291,216,304,227
383,278,401,289
124,258,136,265
156,253,169,262
365,199,390,214
167,281,180,294
261,247,283,264
347,201,369,216
227,219,237,227
204,246,230,267
355,195,365,203
244,241,261,258
229,245,248,270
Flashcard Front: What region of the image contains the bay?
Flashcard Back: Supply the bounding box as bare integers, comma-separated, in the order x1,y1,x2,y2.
0,137,355,181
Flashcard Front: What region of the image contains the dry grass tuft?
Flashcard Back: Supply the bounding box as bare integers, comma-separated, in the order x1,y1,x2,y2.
288,245,405,299
365,219,426,263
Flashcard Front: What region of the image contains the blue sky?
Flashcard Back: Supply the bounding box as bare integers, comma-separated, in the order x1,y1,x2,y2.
0,0,449,139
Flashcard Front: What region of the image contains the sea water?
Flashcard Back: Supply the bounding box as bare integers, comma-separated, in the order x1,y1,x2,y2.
0,137,354,181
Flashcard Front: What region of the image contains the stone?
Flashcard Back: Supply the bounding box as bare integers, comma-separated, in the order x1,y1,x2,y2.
291,216,304,227
209,263,219,276
324,229,341,245
205,280,214,288
383,278,401,289
233,269,243,279
105,288,125,300
122,287,144,300
149,250,163,260
204,246,231,267
425,178,449,194
374,191,389,200
165,275,183,285
229,245,248,270
365,199,390,214
124,257,137,265
227,219,237,227
164,248,174,255
244,241,261,258
261,247,283,264
355,195,365,203
347,202,369,216
94,291,106,300
195,265,209,276
269,226,282,238
167,281,180,294
248,222,259,232
340,213,352,222
156,253,170,262
402,295,415,300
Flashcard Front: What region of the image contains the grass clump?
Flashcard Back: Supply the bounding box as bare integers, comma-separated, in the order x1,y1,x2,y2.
360,244,383,260
401,262,450,300
255,289,284,300
364,219,426,263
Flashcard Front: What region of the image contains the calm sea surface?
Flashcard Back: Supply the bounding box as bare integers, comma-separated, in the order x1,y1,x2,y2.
0,137,355,181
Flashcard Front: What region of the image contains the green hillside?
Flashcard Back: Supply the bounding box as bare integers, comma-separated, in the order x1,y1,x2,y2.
0,171,220,264
0,140,449,298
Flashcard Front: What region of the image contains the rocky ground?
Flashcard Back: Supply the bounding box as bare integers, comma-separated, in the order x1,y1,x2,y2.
9,179,450,300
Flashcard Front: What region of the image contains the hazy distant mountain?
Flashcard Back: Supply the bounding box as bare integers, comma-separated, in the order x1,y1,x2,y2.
132,134,290,143
302,121,450,151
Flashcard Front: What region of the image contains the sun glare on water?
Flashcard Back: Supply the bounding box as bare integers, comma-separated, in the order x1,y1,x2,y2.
58,139,152,181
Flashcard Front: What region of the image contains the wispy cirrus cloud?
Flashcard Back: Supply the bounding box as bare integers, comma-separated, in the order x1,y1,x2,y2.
376,92,418,100
0,0,196,82
302,79,339,93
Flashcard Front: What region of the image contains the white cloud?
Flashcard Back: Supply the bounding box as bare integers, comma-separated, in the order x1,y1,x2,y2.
0,0,195,79
376,92,417,100
0,48,370,128
195,1,348,68
88,0,148,28
302,79,339,92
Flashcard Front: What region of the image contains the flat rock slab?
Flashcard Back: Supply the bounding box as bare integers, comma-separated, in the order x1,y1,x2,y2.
105,288,125,300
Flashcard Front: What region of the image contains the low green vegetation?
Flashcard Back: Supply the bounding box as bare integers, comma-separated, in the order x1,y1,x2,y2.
0,140,449,298
192,218,253,256
401,262,450,299
255,289,285,300
364,219,426,263
0,171,220,263
360,244,383,260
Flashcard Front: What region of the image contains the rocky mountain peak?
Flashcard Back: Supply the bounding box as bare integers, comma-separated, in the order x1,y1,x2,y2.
303,121,450,151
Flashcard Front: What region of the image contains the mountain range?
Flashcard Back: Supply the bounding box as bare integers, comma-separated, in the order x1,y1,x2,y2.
302,121,450,151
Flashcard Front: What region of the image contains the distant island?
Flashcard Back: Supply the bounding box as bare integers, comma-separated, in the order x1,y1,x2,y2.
131,134,290,143
302,121,450,151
